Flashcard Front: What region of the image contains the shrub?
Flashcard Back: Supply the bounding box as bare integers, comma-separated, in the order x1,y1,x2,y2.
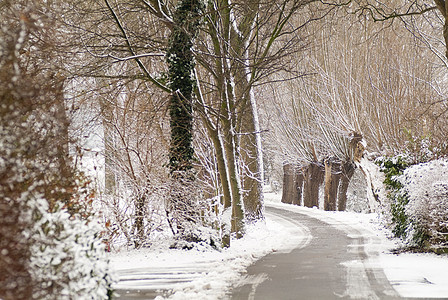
377,155,410,239
170,226,221,251
403,132,448,164
0,11,116,298
379,155,448,252
400,160,448,252
25,197,116,300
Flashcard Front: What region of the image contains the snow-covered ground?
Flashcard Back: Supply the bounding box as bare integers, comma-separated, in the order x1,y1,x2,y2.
109,191,448,299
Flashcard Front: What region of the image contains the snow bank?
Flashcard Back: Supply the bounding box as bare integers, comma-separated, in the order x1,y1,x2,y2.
381,253,448,298
110,191,448,299
110,193,310,299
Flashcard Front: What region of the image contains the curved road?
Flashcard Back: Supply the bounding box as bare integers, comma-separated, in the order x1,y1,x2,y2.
231,205,400,300
115,204,413,300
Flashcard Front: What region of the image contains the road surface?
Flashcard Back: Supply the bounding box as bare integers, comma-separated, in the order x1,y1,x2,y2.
231,205,400,300
114,204,411,299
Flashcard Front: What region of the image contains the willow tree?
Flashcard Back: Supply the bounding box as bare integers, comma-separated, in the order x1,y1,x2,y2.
268,0,447,214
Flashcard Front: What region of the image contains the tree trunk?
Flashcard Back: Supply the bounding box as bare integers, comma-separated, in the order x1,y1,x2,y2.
215,133,233,209
235,67,264,222
281,163,295,204
293,169,304,206
165,0,202,235
202,125,232,247
99,97,116,195
167,0,201,174
240,96,264,222
230,2,264,223
324,159,341,211
201,121,232,210
222,120,245,238
54,79,71,179
434,0,448,59
303,162,324,208
358,157,383,213
134,194,146,248
338,162,356,211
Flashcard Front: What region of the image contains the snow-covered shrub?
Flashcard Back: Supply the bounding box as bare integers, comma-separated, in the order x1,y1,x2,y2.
379,155,448,252
170,226,221,251
23,197,116,300
99,170,222,251
99,183,169,250
0,107,116,298
377,155,411,239
166,173,222,250
0,9,116,299
399,159,448,251
403,134,448,164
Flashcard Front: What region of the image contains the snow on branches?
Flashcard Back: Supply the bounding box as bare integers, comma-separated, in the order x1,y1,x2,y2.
0,4,115,299
400,159,448,251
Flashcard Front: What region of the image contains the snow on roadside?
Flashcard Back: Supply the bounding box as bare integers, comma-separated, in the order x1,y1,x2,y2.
109,191,448,299
109,193,310,299
268,194,448,299
381,253,448,298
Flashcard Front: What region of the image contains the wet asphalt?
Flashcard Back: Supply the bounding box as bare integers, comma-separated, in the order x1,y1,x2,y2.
114,205,438,300
230,206,399,300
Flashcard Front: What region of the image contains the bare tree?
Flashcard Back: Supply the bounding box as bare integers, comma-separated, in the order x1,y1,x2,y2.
267,2,447,211
194,0,329,235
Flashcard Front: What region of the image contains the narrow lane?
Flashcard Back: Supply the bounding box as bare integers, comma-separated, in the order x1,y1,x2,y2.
231,205,400,300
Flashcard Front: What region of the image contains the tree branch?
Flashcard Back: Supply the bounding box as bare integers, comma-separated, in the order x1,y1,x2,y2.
104,0,170,92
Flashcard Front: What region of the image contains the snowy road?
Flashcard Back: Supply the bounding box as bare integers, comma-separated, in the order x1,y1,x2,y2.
111,198,448,299
231,205,399,299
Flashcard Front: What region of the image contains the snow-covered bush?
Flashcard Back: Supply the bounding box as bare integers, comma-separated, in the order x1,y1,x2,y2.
0,8,116,298
98,170,222,251
166,173,223,250
403,134,447,164
170,226,221,251
379,155,448,252
0,99,115,299
99,183,169,249
23,197,116,300
400,159,448,251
